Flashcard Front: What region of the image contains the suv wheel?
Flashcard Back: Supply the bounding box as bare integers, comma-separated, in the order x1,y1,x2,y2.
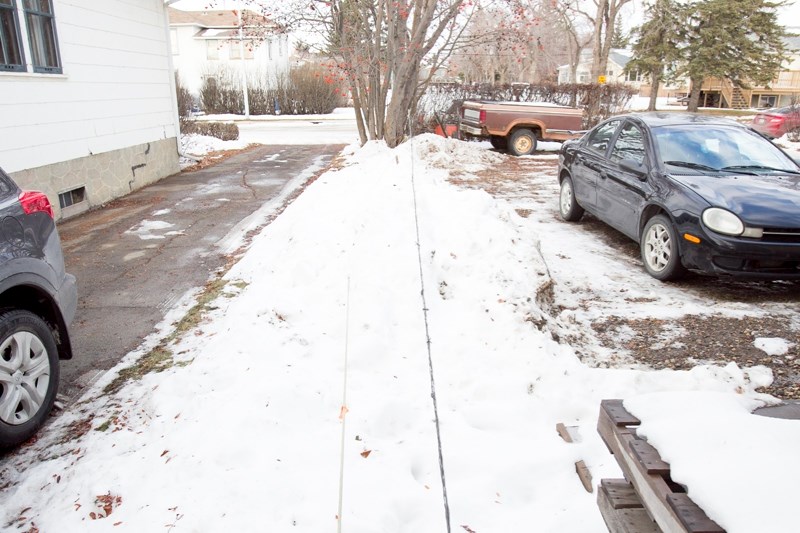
0,310,60,449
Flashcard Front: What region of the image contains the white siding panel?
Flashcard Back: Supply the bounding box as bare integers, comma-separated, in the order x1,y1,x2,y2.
0,96,174,129
0,0,178,173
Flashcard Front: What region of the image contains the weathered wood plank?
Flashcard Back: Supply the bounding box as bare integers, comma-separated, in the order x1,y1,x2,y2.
667,494,725,533
576,460,594,493
596,400,726,533
601,479,645,510
556,422,575,443
629,438,671,476
599,478,662,533
601,399,642,427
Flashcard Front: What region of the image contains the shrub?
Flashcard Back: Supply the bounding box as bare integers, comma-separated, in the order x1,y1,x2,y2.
198,64,345,116
175,72,194,119
180,121,239,141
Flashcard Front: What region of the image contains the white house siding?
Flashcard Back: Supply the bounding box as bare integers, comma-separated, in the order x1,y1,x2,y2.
170,20,290,97
0,0,180,220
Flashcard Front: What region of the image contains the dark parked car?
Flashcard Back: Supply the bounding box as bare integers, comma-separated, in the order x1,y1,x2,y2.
0,167,76,448
751,106,800,139
557,113,800,281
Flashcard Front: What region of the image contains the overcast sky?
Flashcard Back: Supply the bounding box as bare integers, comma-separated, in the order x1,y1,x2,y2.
167,0,800,34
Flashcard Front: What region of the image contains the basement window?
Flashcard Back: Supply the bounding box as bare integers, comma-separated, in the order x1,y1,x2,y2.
58,186,85,209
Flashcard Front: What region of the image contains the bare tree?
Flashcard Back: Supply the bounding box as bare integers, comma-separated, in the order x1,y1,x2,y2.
282,0,476,147
204,0,475,147
565,0,633,81
553,1,593,85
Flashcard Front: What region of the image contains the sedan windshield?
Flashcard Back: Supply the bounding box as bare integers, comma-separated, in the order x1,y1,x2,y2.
652,124,798,172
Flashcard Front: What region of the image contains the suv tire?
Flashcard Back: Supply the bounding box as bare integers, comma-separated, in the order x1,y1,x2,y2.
0,310,60,449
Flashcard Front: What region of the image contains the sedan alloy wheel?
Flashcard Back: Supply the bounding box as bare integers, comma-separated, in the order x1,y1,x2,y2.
641,215,686,281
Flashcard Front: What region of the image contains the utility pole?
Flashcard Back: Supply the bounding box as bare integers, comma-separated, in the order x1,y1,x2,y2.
237,7,250,118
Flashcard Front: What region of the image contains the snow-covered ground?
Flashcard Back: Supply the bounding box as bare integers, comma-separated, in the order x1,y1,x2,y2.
3,117,798,532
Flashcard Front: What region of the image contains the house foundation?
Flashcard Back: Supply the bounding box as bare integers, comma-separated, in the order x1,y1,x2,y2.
10,138,180,221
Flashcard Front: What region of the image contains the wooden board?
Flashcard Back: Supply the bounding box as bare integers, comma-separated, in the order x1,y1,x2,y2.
596,400,725,533
598,479,662,533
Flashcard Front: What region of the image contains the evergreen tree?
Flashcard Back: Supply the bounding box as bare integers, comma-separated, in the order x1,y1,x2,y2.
682,0,789,112
627,0,684,111
611,19,630,49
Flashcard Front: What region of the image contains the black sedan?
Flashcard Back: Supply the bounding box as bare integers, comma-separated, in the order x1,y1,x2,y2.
557,112,800,281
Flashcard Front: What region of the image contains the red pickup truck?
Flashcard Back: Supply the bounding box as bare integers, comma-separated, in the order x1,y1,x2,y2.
459,101,584,156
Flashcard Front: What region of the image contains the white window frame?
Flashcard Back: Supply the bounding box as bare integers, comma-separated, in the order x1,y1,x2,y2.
1,0,61,74
23,0,61,73
0,0,25,71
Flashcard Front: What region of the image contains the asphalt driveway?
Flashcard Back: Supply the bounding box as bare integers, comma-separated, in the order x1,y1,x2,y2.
57,143,344,402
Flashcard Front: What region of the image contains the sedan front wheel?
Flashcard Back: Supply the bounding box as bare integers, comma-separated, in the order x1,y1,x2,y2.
641,215,687,281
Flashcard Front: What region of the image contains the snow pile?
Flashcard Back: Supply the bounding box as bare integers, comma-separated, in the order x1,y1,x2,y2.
0,135,794,532
179,133,249,168
413,135,505,173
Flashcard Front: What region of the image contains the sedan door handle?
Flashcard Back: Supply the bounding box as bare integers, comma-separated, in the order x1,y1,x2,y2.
600,171,608,179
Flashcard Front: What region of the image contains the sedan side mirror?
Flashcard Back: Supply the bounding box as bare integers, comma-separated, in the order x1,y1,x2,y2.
620,158,648,180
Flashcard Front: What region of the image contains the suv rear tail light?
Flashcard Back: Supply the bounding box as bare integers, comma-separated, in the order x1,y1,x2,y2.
479,109,486,123
19,191,54,219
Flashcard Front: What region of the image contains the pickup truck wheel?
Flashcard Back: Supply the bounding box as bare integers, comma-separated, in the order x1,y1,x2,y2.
490,136,507,150
559,176,584,222
509,128,537,156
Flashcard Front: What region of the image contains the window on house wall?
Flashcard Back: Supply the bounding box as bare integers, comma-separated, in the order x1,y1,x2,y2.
230,42,240,59
1,0,25,71
626,70,641,82
578,71,589,83
757,95,777,108
207,40,219,60
23,0,61,73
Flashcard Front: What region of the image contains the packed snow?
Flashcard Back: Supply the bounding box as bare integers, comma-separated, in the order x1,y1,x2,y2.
754,337,794,356
1,121,799,532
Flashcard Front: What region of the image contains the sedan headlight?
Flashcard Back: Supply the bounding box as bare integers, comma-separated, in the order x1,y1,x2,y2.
702,208,744,236
702,208,763,238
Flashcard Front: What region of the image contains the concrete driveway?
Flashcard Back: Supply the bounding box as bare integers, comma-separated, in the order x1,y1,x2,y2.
57,143,345,402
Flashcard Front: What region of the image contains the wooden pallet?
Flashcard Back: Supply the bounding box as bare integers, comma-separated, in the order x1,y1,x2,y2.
597,400,725,533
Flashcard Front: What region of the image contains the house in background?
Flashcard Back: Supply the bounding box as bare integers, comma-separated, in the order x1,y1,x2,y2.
557,49,688,99
0,0,180,220
168,8,289,97
695,36,800,109
557,49,643,87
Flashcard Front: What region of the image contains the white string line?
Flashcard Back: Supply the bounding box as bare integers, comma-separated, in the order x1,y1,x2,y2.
409,137,452,533
337,277,351,533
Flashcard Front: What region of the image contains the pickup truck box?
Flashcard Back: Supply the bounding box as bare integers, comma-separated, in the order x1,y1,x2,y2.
459,101,584,156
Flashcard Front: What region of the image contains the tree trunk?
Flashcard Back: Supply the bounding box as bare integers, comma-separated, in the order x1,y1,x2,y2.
687,77,703,112
648,69,661,112
591,0,608,80
384,56,421,148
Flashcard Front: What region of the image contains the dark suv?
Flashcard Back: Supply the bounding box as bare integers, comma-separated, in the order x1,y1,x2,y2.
0,167,76,449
